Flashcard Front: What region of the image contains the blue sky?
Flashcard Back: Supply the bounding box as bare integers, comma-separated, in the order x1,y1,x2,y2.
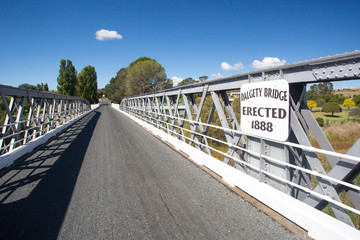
1,0,360,90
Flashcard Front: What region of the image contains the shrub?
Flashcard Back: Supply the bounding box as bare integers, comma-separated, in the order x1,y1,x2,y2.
307,100,317,110
349,108,360,118
316,117,324,127
343,98,356,109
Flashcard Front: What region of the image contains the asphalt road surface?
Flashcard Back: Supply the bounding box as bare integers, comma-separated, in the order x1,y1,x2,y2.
0,105,300,239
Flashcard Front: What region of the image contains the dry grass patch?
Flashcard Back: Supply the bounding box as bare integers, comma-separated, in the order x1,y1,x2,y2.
322,122,360,144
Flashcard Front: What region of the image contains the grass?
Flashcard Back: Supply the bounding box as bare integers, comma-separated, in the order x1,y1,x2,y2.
311,106,359,125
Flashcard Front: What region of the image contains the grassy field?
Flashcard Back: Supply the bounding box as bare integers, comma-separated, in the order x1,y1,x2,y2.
311,106,359,125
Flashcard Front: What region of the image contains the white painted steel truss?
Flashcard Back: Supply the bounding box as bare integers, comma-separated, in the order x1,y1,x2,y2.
120,51,360,228
0,84,91,155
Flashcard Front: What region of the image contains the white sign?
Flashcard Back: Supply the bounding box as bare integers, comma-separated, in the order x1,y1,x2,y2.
240,80,289,141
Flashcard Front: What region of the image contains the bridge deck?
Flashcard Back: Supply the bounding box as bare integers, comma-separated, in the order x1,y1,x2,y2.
0,106,299,239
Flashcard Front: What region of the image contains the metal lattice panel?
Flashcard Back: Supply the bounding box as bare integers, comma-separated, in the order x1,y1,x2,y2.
0,85,91,155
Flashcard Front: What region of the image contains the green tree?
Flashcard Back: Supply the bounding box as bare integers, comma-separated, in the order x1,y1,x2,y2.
315,98,326,107
307,82,333,100
44,83,49,92
307,100,317,110
97,88,105,99
161,78,173,90
105,57,170,102
199,76,208,82
129,57,153,68
178,78,196,86
342,98,356,110
0,98,6,125
78,66,98,104
105,68,129,103
57,59,77,96
36,83,44,91
19,83,49,92
19,83,37,90
353,95,360,106
322,102,342,117
328,94,346,104
125,58,168,96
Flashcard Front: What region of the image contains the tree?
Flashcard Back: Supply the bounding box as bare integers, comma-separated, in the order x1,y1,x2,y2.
178,78,196,86
19,83,37,90
355,95,360,106
307,82,333,100
125,58,168,96
78,66,98,104
307,100,317,110
199,76,208,82
97,88,105,99
129,57,153,68
44,83,49,92
161,78,173,90
315,98,326,107
57,59,77,96
342,98,356,110
36,83,44,91
105,68,128,103
322,102,342,117
105,57,170,102
19,83,49,91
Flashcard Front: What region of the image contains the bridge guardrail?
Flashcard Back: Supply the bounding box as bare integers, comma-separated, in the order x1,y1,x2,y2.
0,84,92,165
119,51,360,235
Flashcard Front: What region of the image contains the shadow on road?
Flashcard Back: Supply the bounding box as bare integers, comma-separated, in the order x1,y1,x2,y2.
0,110,101,240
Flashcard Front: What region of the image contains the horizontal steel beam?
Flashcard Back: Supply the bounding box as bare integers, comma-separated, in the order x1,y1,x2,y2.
0,84,89,102
126,51,360,99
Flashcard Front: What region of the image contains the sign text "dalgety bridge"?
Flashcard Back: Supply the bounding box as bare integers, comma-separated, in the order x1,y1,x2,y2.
240,80,289,141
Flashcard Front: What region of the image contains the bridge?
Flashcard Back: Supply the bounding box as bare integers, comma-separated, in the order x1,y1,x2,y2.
1,51,360,239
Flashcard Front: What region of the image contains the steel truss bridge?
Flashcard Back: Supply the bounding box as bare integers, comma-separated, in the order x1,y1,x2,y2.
1,51,360,239
120,51,360,236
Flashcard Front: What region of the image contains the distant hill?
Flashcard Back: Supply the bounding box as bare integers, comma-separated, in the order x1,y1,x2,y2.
334,88,360,97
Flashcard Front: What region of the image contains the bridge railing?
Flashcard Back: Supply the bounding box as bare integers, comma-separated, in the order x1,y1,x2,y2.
0,84,91,156
120,51,360,229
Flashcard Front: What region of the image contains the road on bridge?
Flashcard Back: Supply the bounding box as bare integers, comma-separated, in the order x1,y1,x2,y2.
0,105,300,239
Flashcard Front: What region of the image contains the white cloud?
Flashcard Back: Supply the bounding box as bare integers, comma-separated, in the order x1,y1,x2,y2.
95,29,123,41
210,73,224,79
221,61,244,71
171,76,183,86
251,57,286,69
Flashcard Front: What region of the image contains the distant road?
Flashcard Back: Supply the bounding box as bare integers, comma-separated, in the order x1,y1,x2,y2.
0,106,299,239
99,99,111,105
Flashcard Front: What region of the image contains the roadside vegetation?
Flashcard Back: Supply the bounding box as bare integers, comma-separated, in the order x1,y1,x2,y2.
306,83,360,228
